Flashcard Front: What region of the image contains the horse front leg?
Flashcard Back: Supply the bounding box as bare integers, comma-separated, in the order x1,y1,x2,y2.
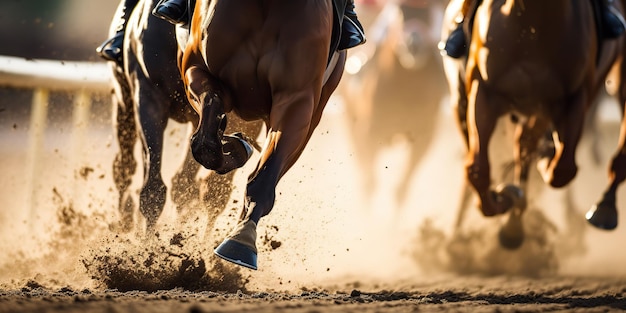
214,92,319,270
466,80,514,217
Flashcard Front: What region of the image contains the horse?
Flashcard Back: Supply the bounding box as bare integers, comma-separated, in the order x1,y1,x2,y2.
176,0,348,270
106,0,261,233
441,0,624,249
340,0,448,207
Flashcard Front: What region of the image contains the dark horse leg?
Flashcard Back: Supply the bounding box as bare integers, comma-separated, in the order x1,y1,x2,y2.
497,117,547,249
111,74,138,233
586,58,626,230
137,87,170,233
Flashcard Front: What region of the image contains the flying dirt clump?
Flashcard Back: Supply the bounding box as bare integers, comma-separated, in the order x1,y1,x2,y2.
82,229,250,293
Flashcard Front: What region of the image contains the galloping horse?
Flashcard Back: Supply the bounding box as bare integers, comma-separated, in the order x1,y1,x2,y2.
341,0,448,206
106,0,261,233
177,0,347,269
441,0,624,248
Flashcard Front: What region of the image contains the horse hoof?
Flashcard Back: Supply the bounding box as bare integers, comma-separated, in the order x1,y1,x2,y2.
498,209,524,250
586,202,618,230
214,239,258,270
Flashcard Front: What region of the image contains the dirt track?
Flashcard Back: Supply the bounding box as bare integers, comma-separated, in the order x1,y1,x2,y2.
2,275,626,312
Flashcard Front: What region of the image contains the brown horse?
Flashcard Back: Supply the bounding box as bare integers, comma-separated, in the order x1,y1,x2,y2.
441,0,624,248
341,0,448,207
107,0,261,233
177,0,347,269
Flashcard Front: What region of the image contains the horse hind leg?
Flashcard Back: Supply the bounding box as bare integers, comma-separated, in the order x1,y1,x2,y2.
586,57,626,230
497,119,545,249
586,100,626,230
137,92,169,234
111,89,137,233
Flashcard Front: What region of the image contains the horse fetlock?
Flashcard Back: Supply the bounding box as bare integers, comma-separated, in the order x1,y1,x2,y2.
549,164,578,188
478,189,513,216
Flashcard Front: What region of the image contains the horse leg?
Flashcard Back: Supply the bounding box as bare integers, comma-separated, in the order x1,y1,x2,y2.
111,85,137,233
214,54,344,268
587,73,626,230
202,117,263,239
214,96,318,270
465,80,515,216
137,89,169,234
537,92,587,188
498,118,546,249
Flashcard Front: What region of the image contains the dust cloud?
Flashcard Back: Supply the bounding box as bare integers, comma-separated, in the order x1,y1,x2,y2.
0,93,625,294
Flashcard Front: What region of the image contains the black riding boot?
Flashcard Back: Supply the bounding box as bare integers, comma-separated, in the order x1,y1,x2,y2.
152,0,189,25
338,0,366,50
440,22,466,59
96,0,139,64
600,0,626,38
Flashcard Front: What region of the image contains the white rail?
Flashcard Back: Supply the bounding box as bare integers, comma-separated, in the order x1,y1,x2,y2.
0,55,111,92
0,55,113,222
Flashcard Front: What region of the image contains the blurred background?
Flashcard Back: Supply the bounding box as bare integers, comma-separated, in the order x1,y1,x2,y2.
0,0,625,291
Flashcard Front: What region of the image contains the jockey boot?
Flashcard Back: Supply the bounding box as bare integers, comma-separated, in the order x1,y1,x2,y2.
152,0,189,25
439,0,475,58
96,0,139,64
599,0,626,39
338,0,367,50
441,23,466,59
